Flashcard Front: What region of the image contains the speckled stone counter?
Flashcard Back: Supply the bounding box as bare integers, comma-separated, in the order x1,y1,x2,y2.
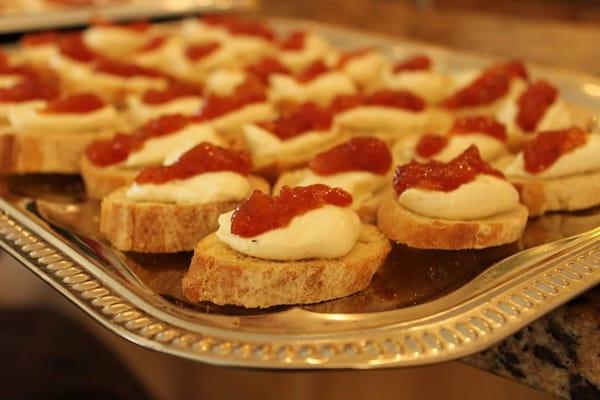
464,288,600,399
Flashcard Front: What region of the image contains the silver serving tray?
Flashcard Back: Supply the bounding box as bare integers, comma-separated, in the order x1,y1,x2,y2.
0,0,256,34
0,19,599,369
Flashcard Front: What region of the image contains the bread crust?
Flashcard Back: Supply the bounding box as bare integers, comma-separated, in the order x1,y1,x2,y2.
377,194,528,249
80,156,139,200
0,130,104,174
99,176,270,253
182,224,391,308
510,170,600,216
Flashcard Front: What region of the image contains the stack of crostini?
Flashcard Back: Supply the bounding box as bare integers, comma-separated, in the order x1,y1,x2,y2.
1,16,598,308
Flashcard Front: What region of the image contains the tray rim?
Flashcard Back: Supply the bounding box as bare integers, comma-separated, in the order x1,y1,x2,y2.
1,18,600,369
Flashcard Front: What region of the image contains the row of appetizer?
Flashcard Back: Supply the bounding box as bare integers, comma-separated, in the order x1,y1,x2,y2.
1,17,599,308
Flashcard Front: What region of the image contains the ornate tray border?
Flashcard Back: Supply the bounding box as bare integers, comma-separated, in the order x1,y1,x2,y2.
0,19,599,368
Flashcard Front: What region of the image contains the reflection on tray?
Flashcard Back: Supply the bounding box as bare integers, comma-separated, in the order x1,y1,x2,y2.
19,174,600,316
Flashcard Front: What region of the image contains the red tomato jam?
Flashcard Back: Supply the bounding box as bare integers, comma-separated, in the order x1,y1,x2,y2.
441,60,528,109
522,127,587,174
135,142,252,184
310,136,392,175
257,102,332,140
57,34,98,63
141,82,201,105
516,80,558,132
245,57,291,83
296,60,330,83
137,36,167,52
196,77,266,121
185,42,220,62
448,116,507,141
393,145,504,195
201,16,275,41
85,114,193,167
94,59,163,78
365,89,425,112
231,184,353,237
328,94,364,114
336,48,372,68
0,79,58,103
20,31,61,47
392,54,432,73
0,63,40,79
415,134,449,158
43,93,105,114
279,31,307,51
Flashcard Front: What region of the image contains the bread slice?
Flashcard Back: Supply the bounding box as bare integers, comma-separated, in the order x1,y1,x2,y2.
99,176,269,253
510,170,600,217
80,156,139,200
377,194,528,249
0,130,107,174
182,224,391,308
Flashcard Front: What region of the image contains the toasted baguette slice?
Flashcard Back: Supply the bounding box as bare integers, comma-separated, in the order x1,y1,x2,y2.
510,170,600,217
377,195,528,249
80,156,139,200
182,224,391,308
100,176,269,253
0,130,107,174
273,168,389,223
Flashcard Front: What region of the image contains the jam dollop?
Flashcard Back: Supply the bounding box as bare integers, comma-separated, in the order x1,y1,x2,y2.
310,136,392,175
415,134,449,158
196,77,266,121
43,93,105,114
522,127,587,174
94,59,164,78
85,114,193,167
441,60,528,109
336,48,372,68
141,82,202,105
365,89,426,112
296,60,330,83
393,146,504,195
0,63,40,80
135,142,252,184
201,16,275,41
257,102,332,140
449,116,507,141
245,57,291,83
231,184,353,237
0,78,58,103
279,31,307,51
393,54,432,73
185,42,220,62
57,34,98,62
516,80,558,132
20,31,61,47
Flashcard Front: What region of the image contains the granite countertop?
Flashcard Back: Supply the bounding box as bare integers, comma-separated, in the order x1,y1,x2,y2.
258,1,600,398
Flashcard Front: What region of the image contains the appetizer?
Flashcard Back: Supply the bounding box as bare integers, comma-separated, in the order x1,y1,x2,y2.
182,184,391,308
378,146,528,249
505,127,600,216
100,143,269,253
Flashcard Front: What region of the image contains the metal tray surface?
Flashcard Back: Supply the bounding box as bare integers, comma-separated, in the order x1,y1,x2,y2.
0,19,599,369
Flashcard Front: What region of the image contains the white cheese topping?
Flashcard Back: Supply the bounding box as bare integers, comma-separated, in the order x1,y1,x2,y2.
269,71,357,106
8,104,118,133
133,37,183,73
216,205,361,260
497,98,572,136
398,174,519,220
204,70,247,97
179,19,230,43
430,134,507,163
0,75,22,88
207,102,277,133
278,34,334,73
383,70,453,103
243,123,338,160
0,99,46,121
334,105,428,133
126,95,203,126
83,26,153,58
504,134,600,179
337,51,389,88
125,171,251,204
123,123,223,168
290,170,387,207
